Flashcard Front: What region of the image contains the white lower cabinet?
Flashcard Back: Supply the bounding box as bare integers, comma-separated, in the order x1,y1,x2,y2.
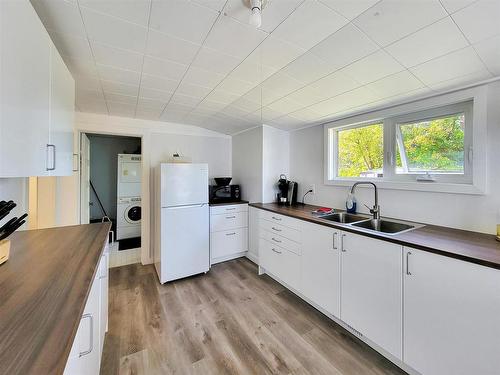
247,206,260,263
65,252,108,375
301,221,341,317
340,232,403,360
260,239,301,291
403,247,500,375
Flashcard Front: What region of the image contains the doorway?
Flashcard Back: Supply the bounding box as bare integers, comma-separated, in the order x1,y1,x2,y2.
80,132,142,267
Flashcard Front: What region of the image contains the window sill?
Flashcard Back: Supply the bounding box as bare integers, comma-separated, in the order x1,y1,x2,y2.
324,178,485,195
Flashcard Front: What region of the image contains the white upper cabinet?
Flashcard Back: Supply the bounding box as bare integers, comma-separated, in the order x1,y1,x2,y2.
301,221,341,317
403,247,500,375
341,231,403,360
0,0,75,177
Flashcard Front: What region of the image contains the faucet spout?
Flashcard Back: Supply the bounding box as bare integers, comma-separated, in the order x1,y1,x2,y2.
350,182,380,220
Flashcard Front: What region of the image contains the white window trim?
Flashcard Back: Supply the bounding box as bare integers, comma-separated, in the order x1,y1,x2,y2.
324,86,488,195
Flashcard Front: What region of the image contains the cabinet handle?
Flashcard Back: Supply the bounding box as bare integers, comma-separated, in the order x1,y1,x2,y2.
271,227,282,232
226,232,236,236
271,248,282,254
271,216,282,221
225,216,236,219
225,207,236,211
341,234,347,252
46,144,56,171
79,313,93,357
333,232,338,250
271,237,281,243
406,251,412,275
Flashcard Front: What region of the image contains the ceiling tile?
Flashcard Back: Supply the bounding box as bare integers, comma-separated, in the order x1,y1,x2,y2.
142,55,188,81
191,47,242,76
91,42,144,72
452,0,500,43
192,0,227,12
474,34,500,75
63,56,99,77
107,101,136,117
78,0,151,26
284,85,329,108
32,0,86,37
248,36,306,71
150,1,219,44
281,52,335,84
74,75,102,91
101,80,139,97
140,74,179,92
268,114,308,129
353,0,448,46
410,47,486,85
366,71,424,99
196,100,227,112
307,86,379,117
440,0,476,13
160,110,188,123
288,107,325,122
204,15,268,59
165,103,196,114
175,82,213,98
229,60,277,85
182,67,225,89
146,29,200,65
308,70,362,98
104,92,137,105
319,0,379,20
266,96,303,114
223,0,303,33
310,24,379,71
97,64,141,85
261,71,305,104
205,89,240,105
340,50,405,85
77,98,108,114
76,88,104,102
135,108,163,121
385,17,468,68
137,97,167,110
139,87,173,101
216,77,256,96
271,0,348,50
428,68,492,91
169,93,203,107
48,31,93,61
231,96,261,113
81,7,148,52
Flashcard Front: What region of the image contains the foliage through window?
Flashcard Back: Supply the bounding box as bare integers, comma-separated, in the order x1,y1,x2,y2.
329,101,473,184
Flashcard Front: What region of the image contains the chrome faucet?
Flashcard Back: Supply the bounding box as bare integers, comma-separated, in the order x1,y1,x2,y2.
350,182,380,220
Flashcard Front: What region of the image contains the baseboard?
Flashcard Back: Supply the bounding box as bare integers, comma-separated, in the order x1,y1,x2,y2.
211,251,247,265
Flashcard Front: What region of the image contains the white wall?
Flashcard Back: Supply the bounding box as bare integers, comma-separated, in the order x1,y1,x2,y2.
262,125,290,203
232,126,263,203
289,81,500,234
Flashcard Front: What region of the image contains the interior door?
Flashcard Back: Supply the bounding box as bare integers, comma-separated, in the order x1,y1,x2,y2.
80,133,90,224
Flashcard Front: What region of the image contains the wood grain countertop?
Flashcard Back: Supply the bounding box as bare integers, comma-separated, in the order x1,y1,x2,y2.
0,222,111,375
250,203,500,270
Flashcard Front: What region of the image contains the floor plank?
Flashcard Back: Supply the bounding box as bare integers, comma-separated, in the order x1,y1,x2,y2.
101,258,407,375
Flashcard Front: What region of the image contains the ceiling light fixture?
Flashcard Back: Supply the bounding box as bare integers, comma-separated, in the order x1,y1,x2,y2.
245,0,267,28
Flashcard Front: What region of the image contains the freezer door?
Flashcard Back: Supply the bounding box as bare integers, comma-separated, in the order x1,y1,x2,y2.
160,163,208,207
159,204,209,283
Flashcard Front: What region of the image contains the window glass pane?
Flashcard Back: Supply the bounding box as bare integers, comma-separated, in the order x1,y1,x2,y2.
337,123,383,178
396,113,465,174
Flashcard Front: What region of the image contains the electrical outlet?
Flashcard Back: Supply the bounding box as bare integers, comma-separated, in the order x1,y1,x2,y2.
310,184,315,195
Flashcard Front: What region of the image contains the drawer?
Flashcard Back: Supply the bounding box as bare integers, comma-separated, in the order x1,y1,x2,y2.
260,218,301,243
210,211,248,232
210,204,248,215
261,210,300,230
211,228,248,260
261,229,301,255
260,239,301,291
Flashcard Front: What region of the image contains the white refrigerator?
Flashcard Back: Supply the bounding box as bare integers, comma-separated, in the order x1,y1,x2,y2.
154,163,209,283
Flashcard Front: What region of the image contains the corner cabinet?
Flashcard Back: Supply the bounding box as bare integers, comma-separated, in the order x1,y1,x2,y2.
403,247,500,375
0,0,75,177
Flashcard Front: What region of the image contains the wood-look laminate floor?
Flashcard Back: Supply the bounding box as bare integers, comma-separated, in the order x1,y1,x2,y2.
100,258,406,375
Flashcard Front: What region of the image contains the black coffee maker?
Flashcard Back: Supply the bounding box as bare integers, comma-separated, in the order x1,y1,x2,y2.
276,174,298,206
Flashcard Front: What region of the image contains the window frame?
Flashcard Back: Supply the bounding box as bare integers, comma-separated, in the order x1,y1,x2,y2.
324,86,488,195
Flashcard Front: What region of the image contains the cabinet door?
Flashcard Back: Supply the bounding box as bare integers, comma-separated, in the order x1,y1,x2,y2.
0,1,50,177
248,207,260,263
301,222,340,317
99,252,109,359
49,42,75,176
260,239,301,291
341,232,403,359
404,248,500,375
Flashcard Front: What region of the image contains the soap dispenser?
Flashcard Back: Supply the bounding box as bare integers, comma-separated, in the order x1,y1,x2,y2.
346,192,357,213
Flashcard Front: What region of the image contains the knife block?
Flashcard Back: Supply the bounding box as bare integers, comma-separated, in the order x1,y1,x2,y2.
0,239,10,265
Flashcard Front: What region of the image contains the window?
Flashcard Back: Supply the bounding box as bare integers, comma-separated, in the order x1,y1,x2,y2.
327,100,475,188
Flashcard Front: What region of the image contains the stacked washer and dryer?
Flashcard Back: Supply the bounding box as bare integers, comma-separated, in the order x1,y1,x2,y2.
116,154,142,241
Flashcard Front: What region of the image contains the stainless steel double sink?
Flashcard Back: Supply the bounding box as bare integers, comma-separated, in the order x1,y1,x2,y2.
318,212,422,235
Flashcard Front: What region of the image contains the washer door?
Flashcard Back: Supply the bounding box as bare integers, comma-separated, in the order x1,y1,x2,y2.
125,204,141,224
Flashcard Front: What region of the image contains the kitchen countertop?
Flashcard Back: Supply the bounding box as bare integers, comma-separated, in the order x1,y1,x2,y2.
250,202,500,270
209,200,249,206
0,222,111,375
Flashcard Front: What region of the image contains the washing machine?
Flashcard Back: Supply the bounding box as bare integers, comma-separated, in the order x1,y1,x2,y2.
116,196,141,240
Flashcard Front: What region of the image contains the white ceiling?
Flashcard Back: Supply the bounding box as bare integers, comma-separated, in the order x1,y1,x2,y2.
31,0,500,134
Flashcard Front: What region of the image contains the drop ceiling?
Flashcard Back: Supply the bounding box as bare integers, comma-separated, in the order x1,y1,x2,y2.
31,0,500,134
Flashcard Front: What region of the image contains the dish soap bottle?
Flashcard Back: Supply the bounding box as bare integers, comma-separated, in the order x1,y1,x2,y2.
346,193,357,213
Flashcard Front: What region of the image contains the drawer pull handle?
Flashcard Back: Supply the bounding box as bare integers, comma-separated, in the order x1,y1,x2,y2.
271,227,282,232
226,232,236,236
226,208,236,211
271,237,281,243
333,232,338,250
406,251,412,275
272,216,282,221
341,234,347,252
225,216,236,219
271,248,282,254
79,313,94,357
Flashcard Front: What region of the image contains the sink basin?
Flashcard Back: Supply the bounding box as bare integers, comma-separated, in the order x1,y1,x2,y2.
351,219,416,234
319,212,369,224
